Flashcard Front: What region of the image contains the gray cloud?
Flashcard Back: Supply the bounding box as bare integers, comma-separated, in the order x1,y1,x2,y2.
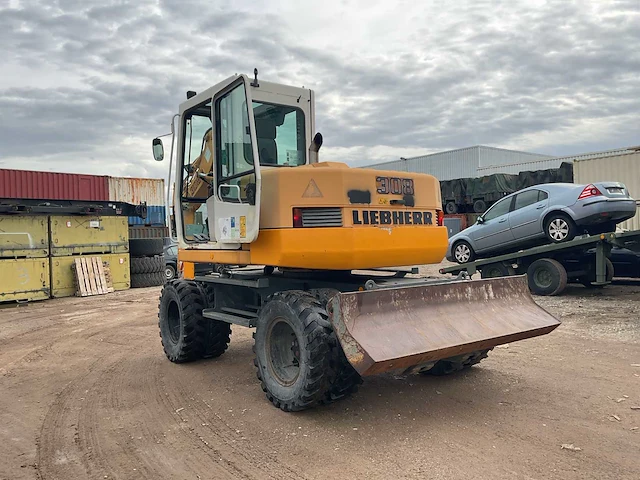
0,0,638,179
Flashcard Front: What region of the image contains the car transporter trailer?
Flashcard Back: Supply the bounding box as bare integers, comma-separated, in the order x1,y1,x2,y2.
440,230,640,296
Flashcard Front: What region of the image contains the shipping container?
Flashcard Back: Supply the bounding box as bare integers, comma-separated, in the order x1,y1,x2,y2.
0,257,50,302
0,168,108,201
443,214,468,237
0,216,49,258
574,151,640,232
108,176,165,205
49,216,129,256
50,253,130,298
128,205,166,226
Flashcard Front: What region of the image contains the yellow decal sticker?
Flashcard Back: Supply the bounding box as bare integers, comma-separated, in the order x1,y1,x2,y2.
239,216,246,238
302,179,323,198
378,197,388,204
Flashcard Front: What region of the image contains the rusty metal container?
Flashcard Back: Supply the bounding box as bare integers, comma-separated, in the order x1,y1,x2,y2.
0,168,108,201
50,253,130,297
327,275,560,376
0,258,50,302
108,176,165,205
49,216,128,256
0,216,49,258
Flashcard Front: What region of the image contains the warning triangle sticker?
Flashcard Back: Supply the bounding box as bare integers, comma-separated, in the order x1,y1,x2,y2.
302,179,323,198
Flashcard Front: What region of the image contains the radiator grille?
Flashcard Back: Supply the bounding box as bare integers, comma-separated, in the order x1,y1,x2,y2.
301,208,343,227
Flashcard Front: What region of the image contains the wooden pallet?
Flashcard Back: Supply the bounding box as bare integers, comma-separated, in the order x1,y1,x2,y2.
72,256,114,297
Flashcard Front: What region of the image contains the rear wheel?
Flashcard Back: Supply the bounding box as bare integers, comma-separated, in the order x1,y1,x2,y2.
445,201,458,214
422,349,491,376
165,264,176,281
544,213,576,243
253,291,335,412
452,240,475,264
527,258,567,296
480,263,515,278
473,199,487,213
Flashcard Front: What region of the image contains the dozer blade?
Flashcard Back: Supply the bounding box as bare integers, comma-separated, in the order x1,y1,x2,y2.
326,275,560,376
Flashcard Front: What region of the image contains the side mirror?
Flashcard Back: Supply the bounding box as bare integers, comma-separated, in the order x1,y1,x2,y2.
152,138,164,162
477,217,484,224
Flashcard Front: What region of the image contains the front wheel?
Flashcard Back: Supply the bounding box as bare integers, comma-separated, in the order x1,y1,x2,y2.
527,258,567,296
165,264,176,281
253,291,335,412
452,241,476,264
544,213,576,243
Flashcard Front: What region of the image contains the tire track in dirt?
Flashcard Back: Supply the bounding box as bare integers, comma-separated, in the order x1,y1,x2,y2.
35,325,311,480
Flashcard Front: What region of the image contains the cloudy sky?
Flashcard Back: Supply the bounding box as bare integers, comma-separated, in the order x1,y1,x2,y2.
1,0,639,183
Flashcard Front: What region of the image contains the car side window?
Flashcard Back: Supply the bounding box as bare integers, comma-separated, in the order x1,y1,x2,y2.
514,190,541,211
538,190,548,201
483,197,511,221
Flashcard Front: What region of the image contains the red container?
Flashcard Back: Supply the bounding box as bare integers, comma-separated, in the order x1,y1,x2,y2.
0,169,109,201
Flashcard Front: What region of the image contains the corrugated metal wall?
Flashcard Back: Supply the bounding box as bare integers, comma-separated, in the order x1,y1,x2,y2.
108,177,165,205
363,146,553,180
0,169,109,201
574,152,640,232
477,158,569,176
128,205,167,226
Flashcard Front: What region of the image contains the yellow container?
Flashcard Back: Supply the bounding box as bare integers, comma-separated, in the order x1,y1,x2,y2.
0,258,50,302
49,216,128,257
0,216,49,258
50,253,130,298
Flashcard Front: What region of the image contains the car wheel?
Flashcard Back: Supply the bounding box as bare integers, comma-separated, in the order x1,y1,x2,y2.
544,213,576,243
165,264,176,281
452,241,475,264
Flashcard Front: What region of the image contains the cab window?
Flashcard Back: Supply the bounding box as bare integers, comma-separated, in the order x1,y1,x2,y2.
253,102,306,166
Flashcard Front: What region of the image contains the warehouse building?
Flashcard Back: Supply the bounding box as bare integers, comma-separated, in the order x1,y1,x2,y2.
363,145,638,180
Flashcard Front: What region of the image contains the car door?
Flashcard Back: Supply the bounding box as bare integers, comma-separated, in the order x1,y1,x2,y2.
469,195,515,252
509,189,549,240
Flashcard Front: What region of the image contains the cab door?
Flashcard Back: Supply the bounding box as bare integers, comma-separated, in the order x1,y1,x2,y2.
207,76,261,246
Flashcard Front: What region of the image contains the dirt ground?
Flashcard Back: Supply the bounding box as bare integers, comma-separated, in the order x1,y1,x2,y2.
1,267,639,480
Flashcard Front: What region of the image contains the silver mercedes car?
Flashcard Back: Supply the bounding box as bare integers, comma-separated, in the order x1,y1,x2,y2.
446,182,637,264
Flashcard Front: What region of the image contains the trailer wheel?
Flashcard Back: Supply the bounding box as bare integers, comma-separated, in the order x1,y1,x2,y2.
422,349,491,376
310,289,363,404
527,258,567,296
452,240,476,264
581,258,614,288
253,291,334,412
480,263,515,278
473,199,487,213
158,280,209,363
445,201,458,214
544,213,576,243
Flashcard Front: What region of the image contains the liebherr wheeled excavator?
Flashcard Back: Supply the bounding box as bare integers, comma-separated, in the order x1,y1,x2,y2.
152,70,560,412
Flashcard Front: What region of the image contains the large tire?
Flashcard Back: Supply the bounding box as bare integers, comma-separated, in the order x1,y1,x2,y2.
253,291,335,412
158,280,210,363
473,199,487,213
310,288,363,404
131,271,165,288
527,258,567,296
422,349,491,376
480,262,515,279
452,240,476,264
131,255,165,274
544,213,576,243
129,238,164,256
445,201,458,214
200,284,232,359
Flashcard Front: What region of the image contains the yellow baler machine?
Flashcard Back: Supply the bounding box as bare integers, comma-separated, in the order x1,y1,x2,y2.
153,70,559,412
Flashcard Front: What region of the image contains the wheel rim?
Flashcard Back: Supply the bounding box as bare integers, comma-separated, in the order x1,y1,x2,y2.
534,267,553,288
455,244,471,263
166,300,181,343
549,218,569,241
266,319,301,386
165,266,174,279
